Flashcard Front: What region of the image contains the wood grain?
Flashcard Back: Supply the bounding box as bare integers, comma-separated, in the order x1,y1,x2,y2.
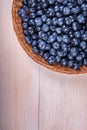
0,0,87,130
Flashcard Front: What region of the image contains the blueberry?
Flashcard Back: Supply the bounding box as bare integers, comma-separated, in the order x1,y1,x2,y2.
35,17,42,26
77,14,85,23
63,7,70,15
52,17,58,26
54,5,59,12
71,6,80,14
57,36,62,42
18,7,26,17
41,15,47,22
47,56,56,64
45,44,51,50
31,34,38,40
56,55,61,63
47,8,55,17
39,51,44,56
56,12,62,17
81,3,87,11
24,29,28,36
79,41,87,49
77,0,84,5
80,51,86,58
32,40,37,46
52,42,60,50
83,58,87,65
25,36,31,44
70,47,79,57
59,5,64,12
62,25,69,34
43,53,49,60
82,33,87,41
38,40,46,50
22,16,29,22
48,34,57,43
62,35,70,43
56,27,62,34
28,27,34,35
46,18,52,25
48,0,55,4
42,24,49,32
29,13,36,19
32,47,39,53
74,31,81,38
57,50,63,57
60,58,67,66
57,18,63,26
73,62,80,70
30,7,36,13
41,32,48,40
37,10,43,16
68,60,74,67
61,43,68,52
28,19,35,26
50,48,56,56
57,0,63,3
76,54,83,62
65,17,72,25
50,26,56,31
71,38,79,46
72,22,80,31
68,53,73,60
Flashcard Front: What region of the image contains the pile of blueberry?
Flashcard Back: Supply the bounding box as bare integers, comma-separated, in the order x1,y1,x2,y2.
18,0,87,70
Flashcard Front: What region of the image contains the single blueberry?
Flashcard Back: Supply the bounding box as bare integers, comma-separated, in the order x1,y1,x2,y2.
41,15,47,22
25,36,31,44
70,47,79,57
32,47,39,53
47,56,56,64
35,17,42,26
79,41,87,49
57,18,63,26
56,27,62,34
63,7,70,15
38,40,46,50
43,53,49,60
83,58,87,65
42,24,49,32
52,42,60,50
77,14,85,23
76,54,83,62
62,35,70,43
50,48,56,56
73,62,80,70
45,44,51,50
68,60,74,67
60,58,67,66
32,40,37,46
56,55,61,63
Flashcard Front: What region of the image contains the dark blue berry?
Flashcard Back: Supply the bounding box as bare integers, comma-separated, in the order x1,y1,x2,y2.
38,40,46,50
35,17,42,26
48,56,55,64
42,24,49,32
63,7,70,15
50,48,56,56
52,42,60,50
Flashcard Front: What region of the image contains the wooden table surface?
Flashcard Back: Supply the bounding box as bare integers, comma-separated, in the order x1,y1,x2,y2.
0,0,87,130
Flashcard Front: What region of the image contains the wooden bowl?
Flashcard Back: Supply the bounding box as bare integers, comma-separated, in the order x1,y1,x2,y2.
12,0,87,74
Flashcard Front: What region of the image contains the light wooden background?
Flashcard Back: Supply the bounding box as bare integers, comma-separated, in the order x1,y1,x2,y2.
0,0,87,130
